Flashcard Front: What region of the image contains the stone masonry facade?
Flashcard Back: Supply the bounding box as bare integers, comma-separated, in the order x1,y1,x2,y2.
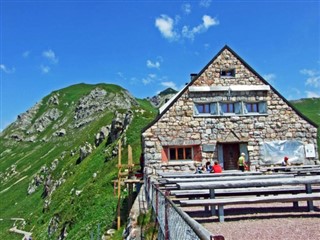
142,46,319,173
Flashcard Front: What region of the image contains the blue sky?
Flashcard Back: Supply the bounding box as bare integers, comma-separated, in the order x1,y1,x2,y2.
1,0,319,131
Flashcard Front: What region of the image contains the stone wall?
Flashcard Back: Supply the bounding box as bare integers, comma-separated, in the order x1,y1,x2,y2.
142,48,318,172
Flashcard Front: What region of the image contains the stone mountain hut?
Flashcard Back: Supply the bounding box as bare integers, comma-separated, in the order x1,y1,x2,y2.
142,45,319,173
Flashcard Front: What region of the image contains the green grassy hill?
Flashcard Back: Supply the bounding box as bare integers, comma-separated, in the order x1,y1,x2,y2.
291,98,320,154
0,83,157,239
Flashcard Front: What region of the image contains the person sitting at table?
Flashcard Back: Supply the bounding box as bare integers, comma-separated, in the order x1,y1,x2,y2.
205,161,212,173
282,156,290,166
212,161,223,173
194,163,204,174
238,152,247,172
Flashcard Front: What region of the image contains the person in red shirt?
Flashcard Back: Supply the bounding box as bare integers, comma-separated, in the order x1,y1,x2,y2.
212,161,223,173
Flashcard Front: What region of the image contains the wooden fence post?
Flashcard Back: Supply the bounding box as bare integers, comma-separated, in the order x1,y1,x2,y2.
117,141,122,230
164,190,170,240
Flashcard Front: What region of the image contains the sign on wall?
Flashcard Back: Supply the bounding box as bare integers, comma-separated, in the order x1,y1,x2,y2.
305,144,316,158
202,144,215,152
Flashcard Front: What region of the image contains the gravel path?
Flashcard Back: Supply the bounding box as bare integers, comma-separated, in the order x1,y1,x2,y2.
182,201,320,240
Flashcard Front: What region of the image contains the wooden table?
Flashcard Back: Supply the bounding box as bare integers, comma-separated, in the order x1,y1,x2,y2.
260,164,320,172
158,171,262,178
177,175,320,215
164,174,292,184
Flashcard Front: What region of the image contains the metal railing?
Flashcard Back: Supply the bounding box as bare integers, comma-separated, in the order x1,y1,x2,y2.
144,175,224,240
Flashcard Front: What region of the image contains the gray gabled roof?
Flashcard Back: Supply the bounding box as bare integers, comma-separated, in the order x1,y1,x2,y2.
142,45,318,134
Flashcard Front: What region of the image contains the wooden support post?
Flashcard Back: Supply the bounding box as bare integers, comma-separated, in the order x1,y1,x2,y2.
117,141,122,230
155,184,159,217
164,191,170,240
209,189,216,215
305,183,314,211
218,205,225,223
128,145,133,210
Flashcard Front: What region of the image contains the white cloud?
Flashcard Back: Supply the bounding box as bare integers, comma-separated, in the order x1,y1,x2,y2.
117,71,126,80
182,15,219,40
161,81,177,90
142,73,157,85
0,64,15,74
42,49,59,64
301,68,320,88
203,15,218,28
182,3,191,14
147,60,160,69
305,91,320,98
40,65,51,74
200,0,212,8
22,51,31,58
155,15,179,41
262,73,276,84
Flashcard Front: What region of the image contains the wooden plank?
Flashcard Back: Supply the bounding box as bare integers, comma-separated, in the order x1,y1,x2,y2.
158,171,262,178
172,186,320,198
172,186,320,197
261,165,320,172
177,176,320,190
179,193,320,206
165,174,291,183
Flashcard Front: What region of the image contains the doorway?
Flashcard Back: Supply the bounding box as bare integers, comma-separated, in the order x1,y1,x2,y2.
222,143,239,170
217,143,248,170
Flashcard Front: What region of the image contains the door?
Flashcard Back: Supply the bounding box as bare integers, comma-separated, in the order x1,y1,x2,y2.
222,143,239,170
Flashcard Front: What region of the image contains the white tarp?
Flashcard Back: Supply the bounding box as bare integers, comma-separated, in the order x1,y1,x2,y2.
260,140,305,165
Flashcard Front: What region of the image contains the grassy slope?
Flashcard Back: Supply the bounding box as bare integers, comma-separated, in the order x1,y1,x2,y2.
291,98,320,154
0,83,157,239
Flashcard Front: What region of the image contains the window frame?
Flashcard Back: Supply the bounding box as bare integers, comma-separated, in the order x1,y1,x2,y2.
221,102,235,113
220,69,236,78
194,101,268,117
196,103,211,114
246,102,259,113
168,146,193,160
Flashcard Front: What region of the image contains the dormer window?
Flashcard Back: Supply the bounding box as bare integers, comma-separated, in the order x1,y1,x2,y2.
221,69,235,77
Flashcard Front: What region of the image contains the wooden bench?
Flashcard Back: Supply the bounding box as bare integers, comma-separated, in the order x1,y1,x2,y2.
171,185,320,199
180,193,320,222
158,171,262,178
164,174,292,184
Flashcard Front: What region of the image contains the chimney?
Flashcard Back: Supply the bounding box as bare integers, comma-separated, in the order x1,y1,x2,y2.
190,73,197,81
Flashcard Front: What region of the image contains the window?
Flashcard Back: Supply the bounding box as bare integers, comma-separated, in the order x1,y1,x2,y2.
221,103,235,113
163,145,202,162
243,101,267,114
221,69,235,77
196,103,210,113
246,102,259,113
194,102,218,115
194,101,267,117
169,147,193,160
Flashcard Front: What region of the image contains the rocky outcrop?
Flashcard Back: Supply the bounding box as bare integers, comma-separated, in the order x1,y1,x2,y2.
147,88,177,108
107,111,133,144
79,142,93,162
13,102,42,131
47,93,60,105
27,108,62,134
95,126,110,146
73,88,138,128
54,129,66,137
